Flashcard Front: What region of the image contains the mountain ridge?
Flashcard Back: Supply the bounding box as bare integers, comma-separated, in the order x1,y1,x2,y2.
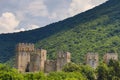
0,0,120,63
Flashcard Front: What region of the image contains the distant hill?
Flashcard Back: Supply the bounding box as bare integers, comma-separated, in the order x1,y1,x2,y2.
0,0,120,63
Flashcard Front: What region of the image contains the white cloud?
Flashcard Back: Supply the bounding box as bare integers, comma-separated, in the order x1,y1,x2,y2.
91,0,108,5
0,0,108,33
27,0,48,17
48,0,108,20
14,28,25,32
49,13,57,19
0,12,20,33
48,0,94,20
14,24,39,32
15,11,25,21
48,10,69,20
0,12,39,33
26,24,39,30
68,0,94,16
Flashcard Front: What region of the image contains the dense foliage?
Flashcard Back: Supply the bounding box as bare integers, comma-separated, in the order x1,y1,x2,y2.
36,0,120,63
1,60,120,80
0,0,120,63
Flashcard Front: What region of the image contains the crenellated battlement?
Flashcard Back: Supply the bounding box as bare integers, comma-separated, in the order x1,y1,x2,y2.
57,51,70,58
16,43,35,52
15,42,119,73
85,53,118,68
35,49,47,54
16,43,71,73
103,53,118,63
45,60,56,65
86,53,98,60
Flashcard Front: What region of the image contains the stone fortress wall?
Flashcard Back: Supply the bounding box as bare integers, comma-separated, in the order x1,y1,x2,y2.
15,43,71,73
85,53,118,68
16,43,118,73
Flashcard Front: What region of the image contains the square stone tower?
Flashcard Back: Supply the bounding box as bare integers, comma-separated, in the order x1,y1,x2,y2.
15,43,71,73
56,51,71,71
103,53,118,64
15,43,35,72
29,49,47,72
85,53,99,69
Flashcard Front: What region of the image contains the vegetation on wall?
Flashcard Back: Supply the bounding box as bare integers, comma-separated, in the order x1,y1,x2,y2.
0,60,120,80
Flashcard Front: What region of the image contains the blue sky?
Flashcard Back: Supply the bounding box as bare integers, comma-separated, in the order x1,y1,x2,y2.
0,0,107,34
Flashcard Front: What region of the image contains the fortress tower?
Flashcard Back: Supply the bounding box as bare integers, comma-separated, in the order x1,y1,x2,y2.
85,53,99,69
45,51,71,73
15,43,71,73
56,51,71,71
103,53,118,64
30,49,47,72
15,43,35,72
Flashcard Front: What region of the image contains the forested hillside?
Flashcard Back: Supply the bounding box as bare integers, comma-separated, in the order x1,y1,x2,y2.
0,0,120,63
36,0,120,63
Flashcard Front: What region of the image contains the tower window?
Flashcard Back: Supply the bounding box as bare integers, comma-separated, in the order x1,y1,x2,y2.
92,60,95,67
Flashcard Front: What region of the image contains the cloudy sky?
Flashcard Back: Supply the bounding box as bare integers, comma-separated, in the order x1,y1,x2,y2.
0,0,108,34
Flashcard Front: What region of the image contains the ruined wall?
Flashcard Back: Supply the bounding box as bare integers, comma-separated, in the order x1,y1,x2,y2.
85,53,99,69
29,54,40,72
56,51,71,71
30,49,47,72
103,53,118,64
16,43,71,73
45,60,56,73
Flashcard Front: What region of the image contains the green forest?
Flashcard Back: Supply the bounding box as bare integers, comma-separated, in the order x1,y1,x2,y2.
0,60,120,80
0,0,120,64
36,14,120,63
